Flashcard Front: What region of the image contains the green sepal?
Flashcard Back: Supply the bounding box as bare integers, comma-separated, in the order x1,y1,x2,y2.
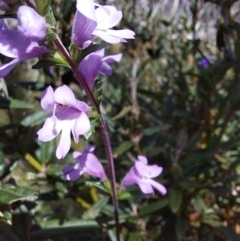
32,51,69,69
70,42,106,65
38,32,57,45
33,0,52,16
79,42,106,63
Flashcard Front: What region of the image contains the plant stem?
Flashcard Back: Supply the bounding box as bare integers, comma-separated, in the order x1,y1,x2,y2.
53,37,120,239
24,1,120,239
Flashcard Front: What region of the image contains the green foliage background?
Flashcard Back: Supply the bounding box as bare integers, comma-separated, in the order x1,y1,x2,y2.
0,0,240,240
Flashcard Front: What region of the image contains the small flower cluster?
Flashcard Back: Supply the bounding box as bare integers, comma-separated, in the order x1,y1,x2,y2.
0,1,166,196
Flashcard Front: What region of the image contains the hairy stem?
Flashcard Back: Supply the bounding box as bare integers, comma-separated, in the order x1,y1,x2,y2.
54,38,120,240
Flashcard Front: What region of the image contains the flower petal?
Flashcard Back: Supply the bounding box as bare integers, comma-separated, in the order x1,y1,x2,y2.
56,123,72,159
0,30,31,58
37,117,62,142
72,112,91,143
73,151,82,159
79,53,103,89
122,166,140,187
106,29,135,39
100,53,122,76
135,161,163,178
17,6,46,41
85,153,106,180
95,6,122,29
0,30,47,59
72,10,97,47
25,41,48,57
147,179,167,195
75,100,91,113
99,62,112,76
138,180,154,194
54,85,77,107
40,86,55,111
103,53,122,64
84,145,96,153
76,0,96,21
63,165,82,181
137,155,148,164
91,29,123,44
0,58,19,78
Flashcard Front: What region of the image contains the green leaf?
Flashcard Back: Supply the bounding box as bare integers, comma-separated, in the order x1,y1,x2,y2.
82,196,109,220
32,59,68,69
169,188,182,213
21,110,49,127
113,141,134,156
143,126,161,136
111,106,132,121
37,219,99,229
139,199,168,216
180,150,214,166
85,181,110,194
46,164,64,177
202,213,221,227
10,98,34,109
0,185,36,204
35,140,56,164
0,97,34,109
108,228,124,241
117,191,132,200
31,219,100,240
10,82,47,91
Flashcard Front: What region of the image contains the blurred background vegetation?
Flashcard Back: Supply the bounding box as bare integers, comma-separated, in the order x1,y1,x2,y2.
0,0,240,240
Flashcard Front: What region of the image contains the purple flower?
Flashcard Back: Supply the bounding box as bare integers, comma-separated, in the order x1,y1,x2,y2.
0,0,17,11
199,57,211,68
122,156,167,195
63,146,106,181
0,6,48,78
79,41,122,90
72,0,135,46
37,85,91,159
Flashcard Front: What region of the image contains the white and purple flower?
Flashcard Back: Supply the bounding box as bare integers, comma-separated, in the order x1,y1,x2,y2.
63,146,106,181
122,155,167,195
37,85,91,159
72,0,135,46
